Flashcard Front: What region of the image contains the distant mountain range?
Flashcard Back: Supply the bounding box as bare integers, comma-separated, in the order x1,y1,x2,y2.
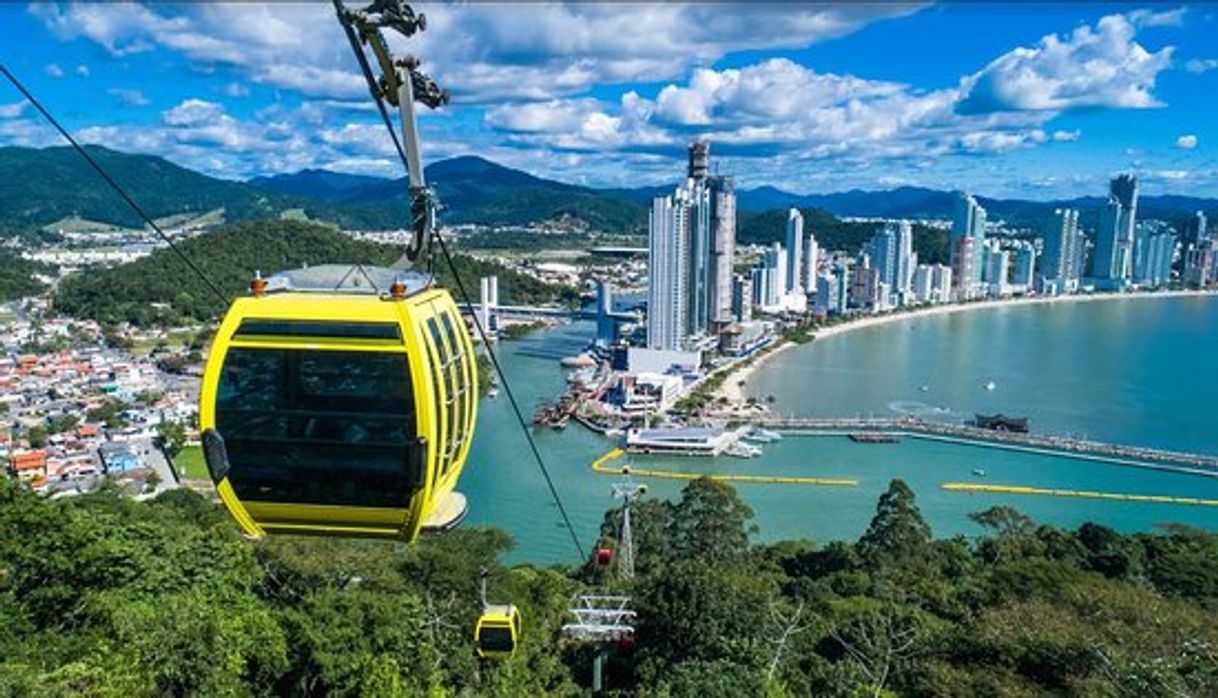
2,145,1214,236
252,160,1218,230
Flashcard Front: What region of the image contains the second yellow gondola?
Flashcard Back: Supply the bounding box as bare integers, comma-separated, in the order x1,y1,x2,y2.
198,265,477,541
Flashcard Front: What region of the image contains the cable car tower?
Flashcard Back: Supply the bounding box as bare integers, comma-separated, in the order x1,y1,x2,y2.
611,467,646,580
561,468,644,694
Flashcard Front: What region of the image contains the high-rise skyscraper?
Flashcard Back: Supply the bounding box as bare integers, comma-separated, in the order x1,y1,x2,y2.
707,175,736,329
645,140,737,350
803,231,820,291
647,191,690,350
951,235,977,301
895,220,914,303
1011,242,1036,288
1039,208,1081,294
761,243,787,308
1133,222,1176,288
867,222,913,305
912,264,933,302
1092,173,1138,287
931,265,953,303
1198,210,1210,242
785,208,803,295
950,192,987,298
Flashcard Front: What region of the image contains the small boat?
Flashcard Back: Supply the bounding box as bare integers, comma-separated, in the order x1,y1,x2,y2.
487,387,499,399
744,427,783,444
984,381,996,391
972,468,986,477
919,384,930,392
726,442,762,459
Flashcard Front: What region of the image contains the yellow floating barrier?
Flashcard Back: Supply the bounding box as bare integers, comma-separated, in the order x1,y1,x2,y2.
942,482,1218,507
589,448,857,487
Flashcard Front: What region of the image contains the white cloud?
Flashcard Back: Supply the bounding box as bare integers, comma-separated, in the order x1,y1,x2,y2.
1176,134,1198,149
75,64,90,78
43,63,64,78
164,99,226,127
28,3,922,104
222,83,250,98
1185,58,1218,73
1052,129,1081,142
0,102,27,119
107,88,150,107
1129,7,1186,27
958,12,1173,113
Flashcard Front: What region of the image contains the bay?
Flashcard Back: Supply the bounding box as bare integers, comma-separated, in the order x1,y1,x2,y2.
462,295,1218,564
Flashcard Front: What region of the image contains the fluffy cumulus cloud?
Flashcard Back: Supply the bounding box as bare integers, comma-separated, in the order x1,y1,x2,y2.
17,4,1203,193
28,2,921,104
957,12,1173,114
1176,134,1198,149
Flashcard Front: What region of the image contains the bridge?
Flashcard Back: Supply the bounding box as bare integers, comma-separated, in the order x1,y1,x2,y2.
724,415,1218,476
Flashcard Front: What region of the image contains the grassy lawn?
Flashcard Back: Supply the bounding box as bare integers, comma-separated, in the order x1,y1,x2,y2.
173,444,209,480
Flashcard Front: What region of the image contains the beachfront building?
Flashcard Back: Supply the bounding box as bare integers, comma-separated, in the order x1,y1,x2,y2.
1039,207,1083,295
1133,222,1177,288
646,140,737,351
1185,238,1217,287
803,230,820,292
1091,173,1138,289
785,208,803,295
950,192,987,299
931,264,953,303
982,241,1011,297
952,235,978,301
1011,241,1036,290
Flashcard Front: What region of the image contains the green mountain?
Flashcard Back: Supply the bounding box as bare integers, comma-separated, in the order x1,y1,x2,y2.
251,155,649,233
53,219,573,326
0,145,291,230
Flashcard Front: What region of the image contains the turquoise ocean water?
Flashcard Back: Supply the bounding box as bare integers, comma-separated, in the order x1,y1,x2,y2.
462,295,1218,564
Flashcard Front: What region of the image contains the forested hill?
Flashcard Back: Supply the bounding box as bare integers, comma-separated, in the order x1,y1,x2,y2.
53,219,574,326
251,155,649,234
0,146,646,234
0,145,292,229
1,476,1215,695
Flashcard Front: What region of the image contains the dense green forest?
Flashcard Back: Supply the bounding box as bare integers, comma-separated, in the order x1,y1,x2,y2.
739,209,950,266
0,252,53,302
1,476,1215,696
53,220,574,326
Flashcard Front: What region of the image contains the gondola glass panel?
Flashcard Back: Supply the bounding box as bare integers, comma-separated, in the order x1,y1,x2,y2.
215,348,417,508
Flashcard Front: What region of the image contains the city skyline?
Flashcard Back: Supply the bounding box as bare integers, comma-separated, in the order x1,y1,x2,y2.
0,3,1215,199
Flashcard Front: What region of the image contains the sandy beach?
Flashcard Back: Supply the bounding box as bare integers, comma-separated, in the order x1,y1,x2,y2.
714,288,1218,403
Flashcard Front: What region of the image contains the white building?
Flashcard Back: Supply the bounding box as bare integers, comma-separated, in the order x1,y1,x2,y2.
785,208,803,295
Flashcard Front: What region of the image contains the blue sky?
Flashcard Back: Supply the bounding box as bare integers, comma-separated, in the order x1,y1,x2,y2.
1,2,1216,199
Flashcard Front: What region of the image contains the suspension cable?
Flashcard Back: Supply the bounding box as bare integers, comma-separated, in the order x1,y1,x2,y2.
330,5,586,559
0,64,230,308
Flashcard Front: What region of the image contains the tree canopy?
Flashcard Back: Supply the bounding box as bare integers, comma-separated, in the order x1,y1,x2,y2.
2,475,1216,696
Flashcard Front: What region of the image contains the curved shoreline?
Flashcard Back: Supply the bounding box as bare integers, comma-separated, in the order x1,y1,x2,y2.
715,289,1218,403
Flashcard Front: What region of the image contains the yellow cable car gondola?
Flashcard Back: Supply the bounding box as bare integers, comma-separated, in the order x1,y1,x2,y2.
475,569,521,659
198,265,477,541
475,605,522,660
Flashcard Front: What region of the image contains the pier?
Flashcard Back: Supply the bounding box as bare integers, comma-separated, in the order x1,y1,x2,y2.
734,416,1218,476
942,483,1218,507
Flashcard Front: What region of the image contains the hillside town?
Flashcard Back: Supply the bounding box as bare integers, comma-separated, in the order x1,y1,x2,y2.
0,300,197,497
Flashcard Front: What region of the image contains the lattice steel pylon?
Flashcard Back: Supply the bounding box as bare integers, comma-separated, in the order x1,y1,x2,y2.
611,468,646,580
562,594,636,695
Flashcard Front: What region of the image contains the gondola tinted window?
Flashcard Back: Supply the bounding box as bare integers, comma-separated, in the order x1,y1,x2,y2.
215,347,418,508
